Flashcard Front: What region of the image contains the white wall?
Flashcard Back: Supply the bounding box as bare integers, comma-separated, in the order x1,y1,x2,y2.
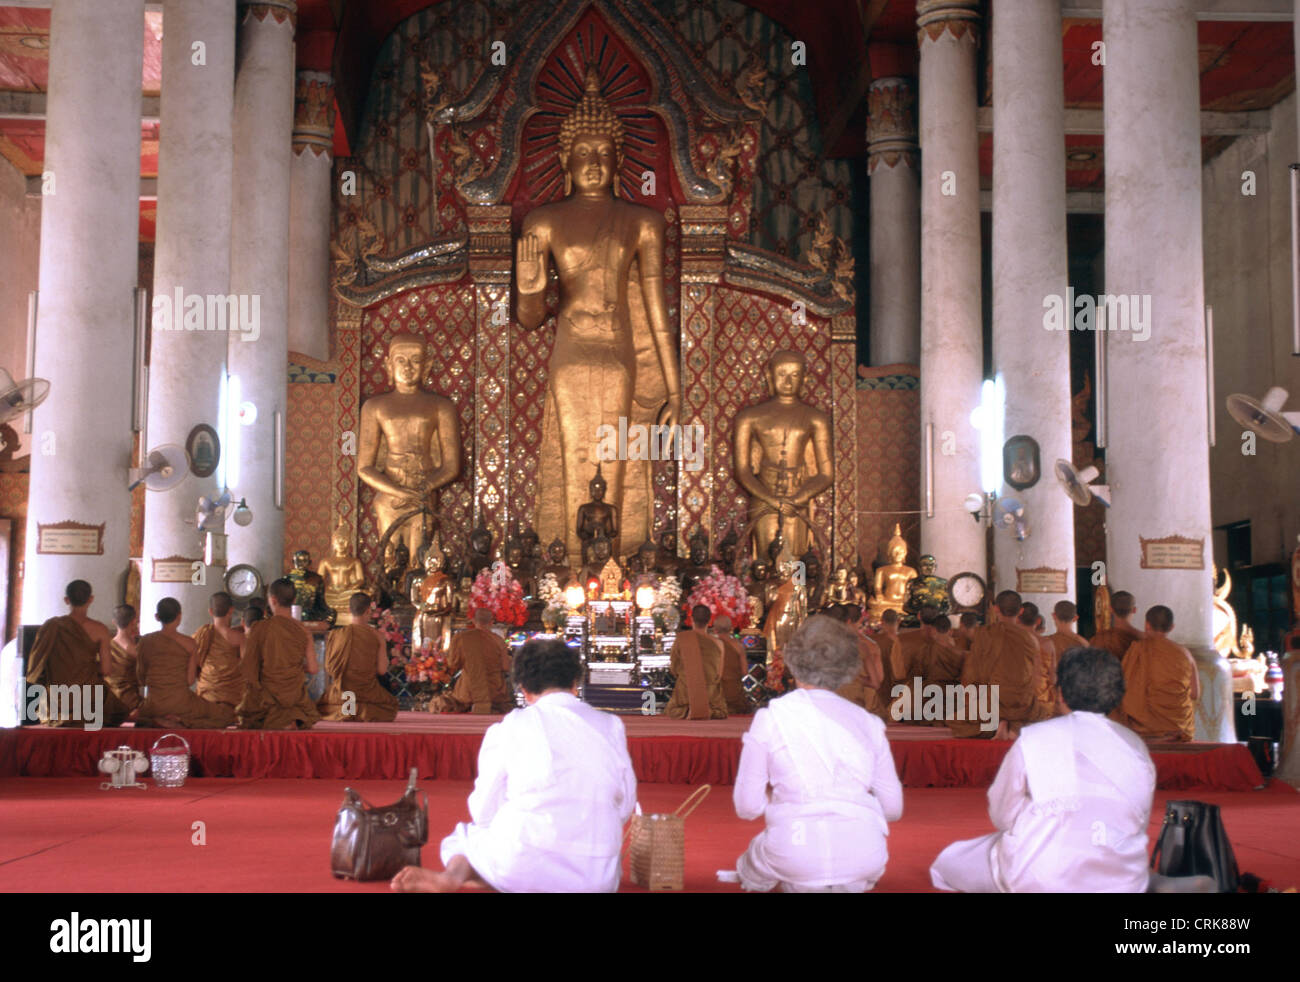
0,161,40,459
1204,91,1300,568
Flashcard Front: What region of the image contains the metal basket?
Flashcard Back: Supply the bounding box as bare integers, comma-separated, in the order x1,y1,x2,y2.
149,733,191,788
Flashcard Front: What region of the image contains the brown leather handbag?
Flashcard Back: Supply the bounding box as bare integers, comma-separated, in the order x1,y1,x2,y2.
330,768,429,881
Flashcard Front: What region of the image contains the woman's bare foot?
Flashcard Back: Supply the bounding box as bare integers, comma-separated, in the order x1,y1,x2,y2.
391,866,460,893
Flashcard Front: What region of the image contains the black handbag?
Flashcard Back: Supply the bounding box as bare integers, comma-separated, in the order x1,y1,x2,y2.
330,768,429,881
1149,800,1240,892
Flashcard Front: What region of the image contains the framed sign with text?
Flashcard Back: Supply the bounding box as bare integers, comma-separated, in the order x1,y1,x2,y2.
36,520,105,556
1139,535,1205,571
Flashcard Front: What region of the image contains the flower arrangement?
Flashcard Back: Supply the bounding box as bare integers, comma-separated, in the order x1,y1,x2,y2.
765,651,790,694
405,649,451,688
468,561,528,627
686,565,752,630
376,607,409,650
537,572,567,629
650,575,681,631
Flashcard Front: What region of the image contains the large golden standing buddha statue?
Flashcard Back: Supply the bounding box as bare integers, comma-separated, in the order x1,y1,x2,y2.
515,66,681,560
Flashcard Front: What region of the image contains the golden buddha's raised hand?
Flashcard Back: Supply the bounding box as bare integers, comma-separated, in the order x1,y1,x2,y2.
516,232,546,295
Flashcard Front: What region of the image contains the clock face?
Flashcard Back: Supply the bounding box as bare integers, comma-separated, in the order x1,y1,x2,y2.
226,565,261,598
950,573,985,608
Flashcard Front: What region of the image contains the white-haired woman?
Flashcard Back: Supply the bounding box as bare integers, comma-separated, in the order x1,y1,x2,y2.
727,615,903,892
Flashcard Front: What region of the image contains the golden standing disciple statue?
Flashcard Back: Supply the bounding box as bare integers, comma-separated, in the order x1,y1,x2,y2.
733,350,833,567
319,523,367,621
516,67,681,560
358,333,461,567
868,524,917,622
413,539,455,653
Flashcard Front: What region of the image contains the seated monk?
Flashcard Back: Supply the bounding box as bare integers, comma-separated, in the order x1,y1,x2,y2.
319,593,398,722
727,616,903,893
236,578,321,730
392,639,636,893
952,612,978,652
664,604,728,720
931,647,1157,892
1046,600,1088,703
106,603,141,716
24,579,128,727
431,608,515,714
876,609,901,685
193,591,245,708
924,614,965,686
137,598,236,729
824,604,886,716
712,614,751,715
1090,590,1142,661
1119,605,1200,742
1018,603,1062,721
950,590,1052,739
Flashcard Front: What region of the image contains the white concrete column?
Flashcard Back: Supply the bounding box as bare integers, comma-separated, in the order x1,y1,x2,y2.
22,0,145,623
917,0,985,583
1103,0,1230,741
227,0,296,583
867,76,921,367
142,0,237,632
991,0,1075,609
288,70,334,362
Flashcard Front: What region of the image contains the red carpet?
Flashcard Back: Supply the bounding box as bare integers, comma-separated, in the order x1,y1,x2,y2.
0,715,1265,790
0,777,1295,893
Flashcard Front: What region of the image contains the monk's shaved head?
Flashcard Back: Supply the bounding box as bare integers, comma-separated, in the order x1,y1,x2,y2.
65,580,92,607
209,591,233,617
112,604,136,629
268,578,296,608
934,617,951,634
1145,605,1174,633
1053,600,1077,621
1111,591,1135,618
691,604,712,628
1018,602,1040,627
995,590,1022,618
881,609,900,626
349,592,373,617
959,612,978,628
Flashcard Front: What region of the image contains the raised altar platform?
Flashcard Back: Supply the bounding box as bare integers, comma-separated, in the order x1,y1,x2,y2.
0,713,1266,790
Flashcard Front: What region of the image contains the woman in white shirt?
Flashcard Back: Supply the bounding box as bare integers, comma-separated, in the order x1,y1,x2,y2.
730,615,904,892
392,638,637,893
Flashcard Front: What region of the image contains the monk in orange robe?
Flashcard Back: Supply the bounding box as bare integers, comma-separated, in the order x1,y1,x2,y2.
1090,590,1142,661
952,612,978,652
236,578,321,730
24,579,128,727
1119,605,1200,742
106,603,141,716
665,604,728,719
950,591,1051,739
137,598,236,729
1046,600,1088,703
1019,603,1062,720
712,614,751,715
828,605,887,715
431,608,515,714
876,609,901,685
193,591,245,708
923,618,965,686
319,593,398,722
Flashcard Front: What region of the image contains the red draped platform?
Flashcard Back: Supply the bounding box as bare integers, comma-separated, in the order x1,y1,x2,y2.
0,712,1266,790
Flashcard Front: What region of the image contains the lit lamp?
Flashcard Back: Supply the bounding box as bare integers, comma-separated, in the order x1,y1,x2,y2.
586,577,601,601
635,583,657,614
564,581,586,612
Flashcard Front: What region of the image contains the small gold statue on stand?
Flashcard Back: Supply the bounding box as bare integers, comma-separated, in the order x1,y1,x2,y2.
412,536,455,653
867,524,917,623
319,522,367,623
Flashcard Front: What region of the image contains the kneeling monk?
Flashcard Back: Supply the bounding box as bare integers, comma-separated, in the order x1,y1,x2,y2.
193,591,245,709
664,604,728,719
392,639,636,893
712,615,752,715
931,648,1155,892
1119,605,1199,742
137,598,236,729
319,593,398,722
236,578,321,730
950,591,1051,739
430,608,515,714
25,579,129,727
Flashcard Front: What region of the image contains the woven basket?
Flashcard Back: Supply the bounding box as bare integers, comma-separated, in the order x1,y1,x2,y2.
150,733,191,788
626,785,711,891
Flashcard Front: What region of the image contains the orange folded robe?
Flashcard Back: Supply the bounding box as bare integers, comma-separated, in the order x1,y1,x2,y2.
1090,623,1142,662
1043,629,1088,707
716,633,751,715
193,625,244,707
137,632,235,729
236,616,320,730
431,626,515,714
664,630,727,720
1120,637,1197,742
318,623,398,722
25,615,128,727
837,634,887,715
950,621,1051,738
